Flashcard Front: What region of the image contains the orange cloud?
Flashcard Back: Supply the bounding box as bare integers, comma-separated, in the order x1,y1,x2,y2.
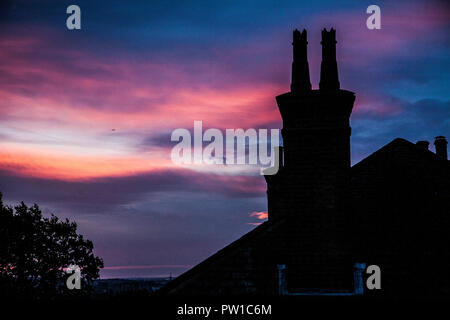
0,33,283,180
249,211,268,220
0,145,171,180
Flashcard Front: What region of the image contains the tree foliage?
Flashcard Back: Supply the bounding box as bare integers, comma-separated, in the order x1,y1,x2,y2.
0,193,103,298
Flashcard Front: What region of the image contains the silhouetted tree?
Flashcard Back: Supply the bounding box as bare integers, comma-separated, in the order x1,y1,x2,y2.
0,193,103,299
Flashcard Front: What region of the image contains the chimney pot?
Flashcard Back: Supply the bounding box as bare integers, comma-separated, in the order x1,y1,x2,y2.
434,136,448,160
291,29,311,92
319,28,340,91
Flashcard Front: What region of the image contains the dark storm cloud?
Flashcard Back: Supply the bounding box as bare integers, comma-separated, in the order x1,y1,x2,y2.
0,168,266,211
0,168,267,274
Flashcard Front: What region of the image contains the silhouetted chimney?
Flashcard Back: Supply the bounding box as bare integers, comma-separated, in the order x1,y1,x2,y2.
319,28,340,91
416,141,429,151
291,29,311,93
272,27,355,222
434,136,448,160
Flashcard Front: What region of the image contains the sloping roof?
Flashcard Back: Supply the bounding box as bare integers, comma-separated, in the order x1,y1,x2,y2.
158,217,287,295
352,138,442,170
159,137,448,296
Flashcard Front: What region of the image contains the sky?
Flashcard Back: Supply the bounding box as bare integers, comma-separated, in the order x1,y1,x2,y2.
0,0,449,278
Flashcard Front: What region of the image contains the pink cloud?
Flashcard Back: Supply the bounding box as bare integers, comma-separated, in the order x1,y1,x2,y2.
0,32,282,132
3,2,446,182
0,31,283,180
248,211,268,226
249,211,268,220
352,93,406,117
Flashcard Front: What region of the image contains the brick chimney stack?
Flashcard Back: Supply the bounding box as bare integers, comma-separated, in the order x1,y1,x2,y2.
268,28,355,220
264,27,356,290
434,136,448,160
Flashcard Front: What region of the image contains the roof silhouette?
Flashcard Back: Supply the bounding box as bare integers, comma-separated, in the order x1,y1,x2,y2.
159,29,450,298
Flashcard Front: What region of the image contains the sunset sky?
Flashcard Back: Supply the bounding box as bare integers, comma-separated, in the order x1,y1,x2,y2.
1,0,449,278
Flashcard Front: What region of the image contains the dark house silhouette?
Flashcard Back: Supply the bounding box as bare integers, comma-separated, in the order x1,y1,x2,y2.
161,29,450,298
